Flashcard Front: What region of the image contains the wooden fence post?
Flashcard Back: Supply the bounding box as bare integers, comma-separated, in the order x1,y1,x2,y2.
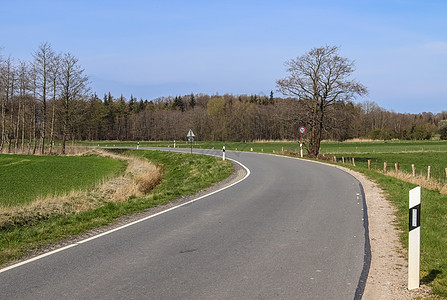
395,162,399,173
384,162,387,173
412,164,416,177
342,157,345,164
445,167,447,178
352,157,356,166
427,166,431,180
368,160,371,170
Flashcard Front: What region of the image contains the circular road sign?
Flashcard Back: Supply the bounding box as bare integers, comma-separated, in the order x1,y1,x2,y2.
299,126,306,135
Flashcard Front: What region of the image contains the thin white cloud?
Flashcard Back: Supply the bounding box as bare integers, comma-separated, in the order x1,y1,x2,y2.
421,41,447,54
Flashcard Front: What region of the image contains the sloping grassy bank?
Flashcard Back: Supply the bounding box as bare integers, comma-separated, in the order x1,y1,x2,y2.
0,150,233,267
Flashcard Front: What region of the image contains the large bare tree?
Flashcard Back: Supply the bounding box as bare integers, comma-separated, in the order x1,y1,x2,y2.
276,45,367,156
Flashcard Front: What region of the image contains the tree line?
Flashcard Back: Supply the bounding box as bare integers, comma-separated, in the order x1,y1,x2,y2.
0,42,88,154
1,44,446,155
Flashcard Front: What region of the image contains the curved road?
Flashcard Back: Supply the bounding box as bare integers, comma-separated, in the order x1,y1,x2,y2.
0,148,370,299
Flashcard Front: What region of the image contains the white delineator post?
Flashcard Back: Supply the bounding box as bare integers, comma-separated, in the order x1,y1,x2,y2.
222,146,226,160
300,143,303,158
408,186,421,290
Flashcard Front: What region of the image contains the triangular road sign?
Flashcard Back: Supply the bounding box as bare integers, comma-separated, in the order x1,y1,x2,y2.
187,129,195,137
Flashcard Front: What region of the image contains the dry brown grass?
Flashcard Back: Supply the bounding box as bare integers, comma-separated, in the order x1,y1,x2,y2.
254,139,296,143
0,145,92,155
0,150,161,229
385,170,447,194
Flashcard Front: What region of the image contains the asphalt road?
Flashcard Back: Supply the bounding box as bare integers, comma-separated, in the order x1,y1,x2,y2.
0,149,370,299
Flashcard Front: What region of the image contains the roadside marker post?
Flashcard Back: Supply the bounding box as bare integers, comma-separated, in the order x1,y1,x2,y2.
298,126,306,158
137,142,140,149
408,186,421,290
222,146,226,160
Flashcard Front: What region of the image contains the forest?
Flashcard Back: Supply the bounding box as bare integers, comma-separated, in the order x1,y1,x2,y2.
1,44,447,154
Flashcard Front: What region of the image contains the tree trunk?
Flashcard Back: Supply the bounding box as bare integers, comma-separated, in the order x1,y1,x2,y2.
0,98,5,151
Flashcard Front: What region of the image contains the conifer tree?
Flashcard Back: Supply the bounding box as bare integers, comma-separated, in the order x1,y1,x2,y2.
189,93,196,109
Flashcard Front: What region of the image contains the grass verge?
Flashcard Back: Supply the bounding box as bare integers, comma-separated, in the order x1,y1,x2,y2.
0,149,233,267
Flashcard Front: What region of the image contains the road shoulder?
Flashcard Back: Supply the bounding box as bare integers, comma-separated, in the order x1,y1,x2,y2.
325,163,432,299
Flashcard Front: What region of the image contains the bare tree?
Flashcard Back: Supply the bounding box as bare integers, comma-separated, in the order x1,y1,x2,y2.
59,53,89,154
277,45,367,156
0,53,6,151
48,53,61,153
6,57,17,153
33,42,55,154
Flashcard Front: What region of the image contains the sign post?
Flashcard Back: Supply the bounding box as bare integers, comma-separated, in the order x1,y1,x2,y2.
299,126,306,158
408,186,421,290
187,129,195,154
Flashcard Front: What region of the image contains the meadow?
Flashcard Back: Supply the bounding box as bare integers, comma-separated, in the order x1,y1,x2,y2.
0,154,126,207
78,139,447,154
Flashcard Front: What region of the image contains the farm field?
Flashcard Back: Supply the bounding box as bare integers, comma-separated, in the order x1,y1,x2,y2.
0,154,126,207
77,139,447,154
334,152,447,183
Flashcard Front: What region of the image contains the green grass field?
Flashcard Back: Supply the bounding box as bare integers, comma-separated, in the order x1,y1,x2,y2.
0,154,126,207
77,139,447,154
333,152,447,183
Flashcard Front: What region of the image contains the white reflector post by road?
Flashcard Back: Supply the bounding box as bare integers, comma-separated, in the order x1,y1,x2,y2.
408,186,421,290
222,146,226,160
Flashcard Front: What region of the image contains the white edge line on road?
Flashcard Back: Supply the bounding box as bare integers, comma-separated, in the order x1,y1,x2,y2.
0,157,250,274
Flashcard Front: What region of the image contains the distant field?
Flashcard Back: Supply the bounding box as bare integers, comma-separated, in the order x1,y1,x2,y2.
78,140,302,153
77,139,447,154
0,154,126,207
321,140,447,154
333,152,447,183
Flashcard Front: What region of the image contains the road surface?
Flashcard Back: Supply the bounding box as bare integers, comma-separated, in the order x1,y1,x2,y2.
0,148,370,299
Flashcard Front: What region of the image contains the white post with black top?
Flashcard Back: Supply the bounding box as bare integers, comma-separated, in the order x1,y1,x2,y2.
222,146,226,161
408,186,421,290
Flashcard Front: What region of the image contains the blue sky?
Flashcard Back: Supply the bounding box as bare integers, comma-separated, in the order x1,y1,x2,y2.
1,0,446,113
